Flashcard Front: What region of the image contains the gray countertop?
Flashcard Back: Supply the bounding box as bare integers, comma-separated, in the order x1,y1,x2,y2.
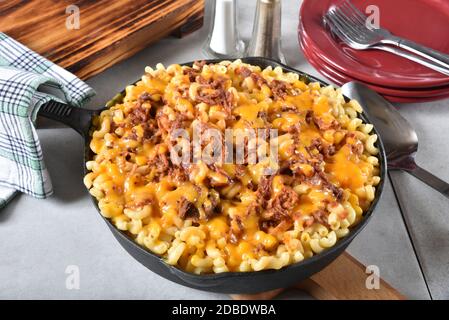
1,0,447,300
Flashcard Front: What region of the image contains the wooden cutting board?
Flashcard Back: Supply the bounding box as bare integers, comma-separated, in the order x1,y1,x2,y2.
0,0,204,80
232,252,406,300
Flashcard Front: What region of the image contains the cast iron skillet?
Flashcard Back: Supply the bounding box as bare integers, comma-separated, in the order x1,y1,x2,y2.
38,57,386,293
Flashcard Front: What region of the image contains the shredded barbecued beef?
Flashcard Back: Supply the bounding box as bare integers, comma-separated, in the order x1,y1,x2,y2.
207,164,232,186
279,160,294,176
257,111,268,121
229,214,245,244
258,186,298,233
307,138,336,159
235,66,253,78
184,68,198,82
234,164,246,178
129,103,149,126
156,108,188,136
148,152,171,177
193,60,206,70
236,67,290,100
311,210,330,228
224,90,234,115
183,61,207,82
312,115,341,131
178,197,199,222
263,187,299,221
158,153,170,172
247,181,257,191
203,192,219,219
324,144,336,158
290,150,343,201
305,110,314,124
349,140,364,156
281,105,297,112
328,183,344,201
250,72,268,87
170,113,188,131
142,120,161,143
313,167,344,201
267,219,293,235
287,124,301,138
229,232,239,244
269,80,290,100
257,175,274,209
195,95,216,106
260,219,278,232
291,151,307,165
110,120,124,133
138,92,152,103
168,166,188,183
194,76,235,116
156,109,170,132
128,130,138,141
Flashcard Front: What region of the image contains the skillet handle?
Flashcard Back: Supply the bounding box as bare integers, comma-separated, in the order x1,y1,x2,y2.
38,100,99,137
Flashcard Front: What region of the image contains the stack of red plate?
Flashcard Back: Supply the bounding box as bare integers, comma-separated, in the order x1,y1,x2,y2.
299,0,449,103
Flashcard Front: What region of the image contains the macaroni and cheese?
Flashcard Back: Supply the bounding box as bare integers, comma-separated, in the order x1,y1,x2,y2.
85,60,381,274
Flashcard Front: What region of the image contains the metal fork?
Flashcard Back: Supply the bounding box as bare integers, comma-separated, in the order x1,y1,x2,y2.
324,0,449,75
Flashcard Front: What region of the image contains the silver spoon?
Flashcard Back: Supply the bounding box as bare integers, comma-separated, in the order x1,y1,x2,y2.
341,82,449,198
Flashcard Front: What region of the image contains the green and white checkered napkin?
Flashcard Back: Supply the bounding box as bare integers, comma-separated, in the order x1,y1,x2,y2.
0,33,95,209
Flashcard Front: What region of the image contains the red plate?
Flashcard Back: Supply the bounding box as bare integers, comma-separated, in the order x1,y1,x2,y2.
299,0,449,88
300,29,449,98
300,37,449,103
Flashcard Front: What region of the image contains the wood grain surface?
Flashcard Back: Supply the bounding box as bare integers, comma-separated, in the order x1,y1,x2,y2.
0,0,204,79
232,252,406,300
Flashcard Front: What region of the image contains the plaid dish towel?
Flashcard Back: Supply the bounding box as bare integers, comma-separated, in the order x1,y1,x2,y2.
0,33,95,209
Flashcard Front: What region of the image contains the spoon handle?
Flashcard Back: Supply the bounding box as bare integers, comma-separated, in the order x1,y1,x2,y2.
406,161,449,199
